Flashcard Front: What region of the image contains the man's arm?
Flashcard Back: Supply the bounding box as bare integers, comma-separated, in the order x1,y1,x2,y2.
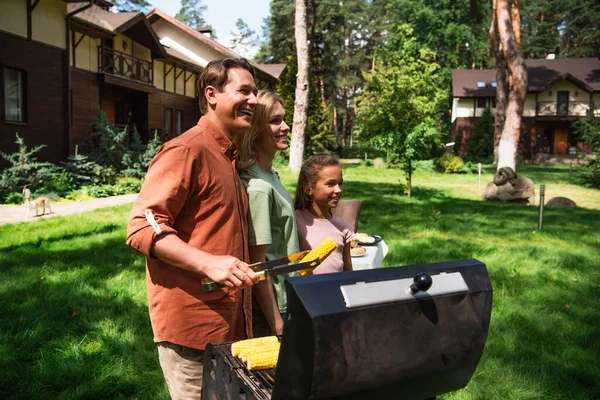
153,234,257,288
249,245,284,335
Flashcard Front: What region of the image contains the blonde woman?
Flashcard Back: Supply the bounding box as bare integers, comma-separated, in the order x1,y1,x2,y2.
238,90,299,337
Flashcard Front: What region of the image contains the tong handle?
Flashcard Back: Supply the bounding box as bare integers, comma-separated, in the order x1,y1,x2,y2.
202,271,267,292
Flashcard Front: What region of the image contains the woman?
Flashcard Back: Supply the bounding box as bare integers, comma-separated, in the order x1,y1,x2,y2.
237,90,299,337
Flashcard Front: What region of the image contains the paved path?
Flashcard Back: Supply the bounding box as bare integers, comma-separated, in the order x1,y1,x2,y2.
0,194,138,226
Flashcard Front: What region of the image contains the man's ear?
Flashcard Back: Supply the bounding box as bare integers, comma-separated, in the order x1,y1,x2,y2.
205,85,218,107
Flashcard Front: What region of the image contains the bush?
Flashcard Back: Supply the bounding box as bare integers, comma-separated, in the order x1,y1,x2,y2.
37,166,74,196
466,107,494,162
573,111,600,188
438,154,465,173
114,176,143,193
412,159,437,172
4,192,24,205
574,158,600,188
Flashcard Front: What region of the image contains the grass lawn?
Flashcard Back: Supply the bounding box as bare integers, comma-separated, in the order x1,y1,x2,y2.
1,164,599,399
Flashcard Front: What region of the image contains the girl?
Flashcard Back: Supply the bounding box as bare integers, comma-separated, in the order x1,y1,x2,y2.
238,90,298,336
294,153,353,274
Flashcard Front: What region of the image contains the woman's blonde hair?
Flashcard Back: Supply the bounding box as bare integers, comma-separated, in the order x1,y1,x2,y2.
237,90,284,170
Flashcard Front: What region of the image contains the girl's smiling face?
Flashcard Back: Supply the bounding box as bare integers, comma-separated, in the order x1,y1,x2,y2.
305,165,343,215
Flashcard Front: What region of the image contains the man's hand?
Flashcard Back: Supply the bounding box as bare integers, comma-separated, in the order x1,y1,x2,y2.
203,255,258,289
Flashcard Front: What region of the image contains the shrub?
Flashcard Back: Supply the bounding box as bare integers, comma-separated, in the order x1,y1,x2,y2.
61,154,101,186
466,107,494,162
438,154,465,173
37,166,74,196
412,159,437,172
0,133,54,200
4,192,24,205
115,176,143,193
574,158,600,188
573,111,600,188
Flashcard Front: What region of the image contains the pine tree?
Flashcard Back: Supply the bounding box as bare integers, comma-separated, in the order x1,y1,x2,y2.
114,0,150,13
229,19,259,59
175,0,207,29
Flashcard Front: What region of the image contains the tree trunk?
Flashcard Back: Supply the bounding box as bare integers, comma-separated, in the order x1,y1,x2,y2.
496,0,528,171
406,158,412,198
289,0,310,172
511,0,521,46
333,106,338,147
341,88,348,149
489,0,508,165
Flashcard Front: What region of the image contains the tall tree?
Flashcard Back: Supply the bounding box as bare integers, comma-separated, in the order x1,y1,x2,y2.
289,0,310,171
114,0,150,13
490,0,508,165
229,19,259,58
496,0,527,171
175,0,207,29
355,26,446,197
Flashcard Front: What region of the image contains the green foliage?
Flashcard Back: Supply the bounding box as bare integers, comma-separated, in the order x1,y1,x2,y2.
438,153,465,173
354,25,446,194
37,166,74,196
114,0,150,12
61,154,101,186
467,107,495,162
229,18,259,59
573,111,600,188
82,110,129,172
412,159,438,172
276,55,336,158
175,0,207,29
4,192,24,205
114,176,143,194
0,133,54,202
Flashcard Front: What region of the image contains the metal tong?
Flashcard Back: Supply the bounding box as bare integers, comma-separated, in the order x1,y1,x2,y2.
201,250,320,292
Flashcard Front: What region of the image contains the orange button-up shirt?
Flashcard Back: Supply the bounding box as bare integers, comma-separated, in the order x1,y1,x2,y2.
126,117,251,350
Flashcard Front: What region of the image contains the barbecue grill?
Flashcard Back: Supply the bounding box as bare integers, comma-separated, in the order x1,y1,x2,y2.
202,258,493,400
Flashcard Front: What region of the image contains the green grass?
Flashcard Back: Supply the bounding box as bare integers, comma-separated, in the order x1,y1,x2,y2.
1,164,599,399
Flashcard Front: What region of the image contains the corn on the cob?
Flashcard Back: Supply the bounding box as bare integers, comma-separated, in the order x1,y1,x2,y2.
246,344,281,370
240,342,280,363
231,336,278,357
297,237,337,276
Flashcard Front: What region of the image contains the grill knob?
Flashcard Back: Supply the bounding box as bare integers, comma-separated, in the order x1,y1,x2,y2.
408,273,433,295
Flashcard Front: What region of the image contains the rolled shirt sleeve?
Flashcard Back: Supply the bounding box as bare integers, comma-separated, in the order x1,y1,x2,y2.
126,144,195,257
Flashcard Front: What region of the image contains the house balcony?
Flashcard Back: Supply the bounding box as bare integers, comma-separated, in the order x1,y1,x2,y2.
536,101,593,117
98,47,154,86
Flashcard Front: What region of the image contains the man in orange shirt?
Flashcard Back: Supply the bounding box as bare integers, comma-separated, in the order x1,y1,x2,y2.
126,58,259,399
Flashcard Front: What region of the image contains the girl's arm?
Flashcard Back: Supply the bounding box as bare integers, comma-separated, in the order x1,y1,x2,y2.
249,245,284,335
342,242,353,272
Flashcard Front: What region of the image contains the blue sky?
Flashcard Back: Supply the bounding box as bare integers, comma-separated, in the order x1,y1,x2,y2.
150,0,271,54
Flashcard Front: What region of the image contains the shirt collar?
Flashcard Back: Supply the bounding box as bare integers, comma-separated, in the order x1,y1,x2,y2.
197,117,238,160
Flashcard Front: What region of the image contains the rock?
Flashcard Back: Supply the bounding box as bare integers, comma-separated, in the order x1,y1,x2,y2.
546,197,577,208
374,158,386,169
482,167,535,204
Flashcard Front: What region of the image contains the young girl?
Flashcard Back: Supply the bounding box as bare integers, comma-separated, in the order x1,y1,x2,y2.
294,153,353,274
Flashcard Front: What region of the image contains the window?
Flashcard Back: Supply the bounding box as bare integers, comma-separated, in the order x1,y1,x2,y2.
477,81,486,88
476,97,486,108
491,81,497,88
164,107,173,134
3,67,27,123
176,110,183,135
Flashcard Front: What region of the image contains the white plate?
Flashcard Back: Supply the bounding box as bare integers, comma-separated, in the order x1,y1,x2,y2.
351,251,368,258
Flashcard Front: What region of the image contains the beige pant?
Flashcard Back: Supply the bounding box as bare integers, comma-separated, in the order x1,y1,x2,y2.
157,342,205,400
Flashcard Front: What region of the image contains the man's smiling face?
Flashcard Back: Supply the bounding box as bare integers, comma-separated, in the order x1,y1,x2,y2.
212,67,258,139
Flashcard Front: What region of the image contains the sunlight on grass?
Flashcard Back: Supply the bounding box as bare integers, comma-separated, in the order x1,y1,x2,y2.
1,166,599,398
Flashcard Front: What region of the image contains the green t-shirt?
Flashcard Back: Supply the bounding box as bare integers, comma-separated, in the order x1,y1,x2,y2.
239,164,300,313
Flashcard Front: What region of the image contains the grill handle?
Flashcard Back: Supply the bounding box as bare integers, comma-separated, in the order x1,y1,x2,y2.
407,273,433,295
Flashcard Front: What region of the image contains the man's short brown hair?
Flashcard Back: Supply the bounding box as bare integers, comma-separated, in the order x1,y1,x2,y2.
197,58,255,115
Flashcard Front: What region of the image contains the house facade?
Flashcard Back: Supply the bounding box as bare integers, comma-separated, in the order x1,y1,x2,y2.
0,0,284,165
451,57,600,161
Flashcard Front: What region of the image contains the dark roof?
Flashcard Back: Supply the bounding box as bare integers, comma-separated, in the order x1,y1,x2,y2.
452,58,600,97
68,3,166,57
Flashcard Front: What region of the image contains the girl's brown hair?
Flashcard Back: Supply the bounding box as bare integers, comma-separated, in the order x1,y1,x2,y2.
237,90,284,170
294,153,341,210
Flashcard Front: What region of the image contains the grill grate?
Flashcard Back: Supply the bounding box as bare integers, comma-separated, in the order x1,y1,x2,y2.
204,341,277,400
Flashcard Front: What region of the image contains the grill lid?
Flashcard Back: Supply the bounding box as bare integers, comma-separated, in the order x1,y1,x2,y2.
272,259,493,400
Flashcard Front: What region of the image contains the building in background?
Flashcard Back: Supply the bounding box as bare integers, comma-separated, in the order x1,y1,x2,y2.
0,0,284,164
451,57,600,162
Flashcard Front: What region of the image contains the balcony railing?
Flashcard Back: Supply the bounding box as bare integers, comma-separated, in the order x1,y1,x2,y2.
536,101,593,117
98,47,153,85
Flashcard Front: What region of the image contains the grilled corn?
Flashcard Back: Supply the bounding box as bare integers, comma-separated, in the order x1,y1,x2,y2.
240,342,281,363
297,236,337,276
231,336,278,357
246,344,281,370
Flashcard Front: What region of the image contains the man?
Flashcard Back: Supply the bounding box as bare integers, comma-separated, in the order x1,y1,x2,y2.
126,58,259,399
